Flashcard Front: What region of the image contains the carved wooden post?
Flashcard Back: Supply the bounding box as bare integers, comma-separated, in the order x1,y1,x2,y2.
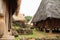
8,0,21,35
2,0,9,37
4,10,9,37
0,0,8,37
15,0,21,16
0,0,14,40
0,0,21,39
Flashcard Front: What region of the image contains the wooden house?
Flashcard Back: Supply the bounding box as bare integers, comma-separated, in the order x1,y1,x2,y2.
32,0,60,33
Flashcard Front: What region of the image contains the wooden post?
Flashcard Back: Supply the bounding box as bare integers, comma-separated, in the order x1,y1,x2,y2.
3,2,9,37
15,0,21,16
0,0,8,37
0,0,15,40
49,29,52,33
43,28,46,32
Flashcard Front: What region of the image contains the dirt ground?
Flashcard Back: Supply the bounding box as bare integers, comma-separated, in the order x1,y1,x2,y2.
33,30,60,38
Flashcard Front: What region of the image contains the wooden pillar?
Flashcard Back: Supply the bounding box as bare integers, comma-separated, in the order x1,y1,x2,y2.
3,1,9,37
15,0,21,16
0,0,8,37
49,29,52,33
3,11,9,37
8,10,12,35
0,0,15,40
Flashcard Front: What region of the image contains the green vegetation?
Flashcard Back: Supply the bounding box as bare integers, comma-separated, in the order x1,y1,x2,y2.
12,26,20,30
15,37,19,40
13,20,60,40
15,29,47,39
25,16,32,22
19,29,46,38
15,28,60,40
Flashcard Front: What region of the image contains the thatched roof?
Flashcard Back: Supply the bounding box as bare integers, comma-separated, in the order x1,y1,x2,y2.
13,14,26,22
32,0,60,23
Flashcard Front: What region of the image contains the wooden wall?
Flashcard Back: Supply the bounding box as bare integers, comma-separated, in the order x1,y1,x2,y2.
33,18,60,29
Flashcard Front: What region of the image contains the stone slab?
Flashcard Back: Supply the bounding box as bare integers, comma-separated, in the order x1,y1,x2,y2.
0,36,15,40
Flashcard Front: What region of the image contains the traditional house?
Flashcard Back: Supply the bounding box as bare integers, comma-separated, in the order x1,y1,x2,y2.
32,0,60,32
13,14,26,27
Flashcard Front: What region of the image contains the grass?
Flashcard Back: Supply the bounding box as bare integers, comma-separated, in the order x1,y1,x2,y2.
15,37,19,40
15,29,47,40
18,29,47,38
15,28,60,40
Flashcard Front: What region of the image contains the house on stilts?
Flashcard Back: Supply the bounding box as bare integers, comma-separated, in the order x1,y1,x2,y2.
32,0,60,33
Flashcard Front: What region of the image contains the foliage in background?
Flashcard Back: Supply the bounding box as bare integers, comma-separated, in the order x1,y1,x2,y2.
25,16,32,22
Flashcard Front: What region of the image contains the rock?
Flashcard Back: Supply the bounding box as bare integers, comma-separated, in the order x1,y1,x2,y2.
0,36,14,40
12,30,18,37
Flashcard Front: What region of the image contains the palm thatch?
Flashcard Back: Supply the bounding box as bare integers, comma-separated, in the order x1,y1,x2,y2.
13,14,26,22
32,0,60,23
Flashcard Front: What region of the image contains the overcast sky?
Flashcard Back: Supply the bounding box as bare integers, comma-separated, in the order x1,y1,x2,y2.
20,0,42,16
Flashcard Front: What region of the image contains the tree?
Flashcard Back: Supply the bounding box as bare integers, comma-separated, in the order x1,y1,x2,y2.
25,16,32,22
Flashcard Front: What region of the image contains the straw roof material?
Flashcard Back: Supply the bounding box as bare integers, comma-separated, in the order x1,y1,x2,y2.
13,14,26,22
32,0,60,23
